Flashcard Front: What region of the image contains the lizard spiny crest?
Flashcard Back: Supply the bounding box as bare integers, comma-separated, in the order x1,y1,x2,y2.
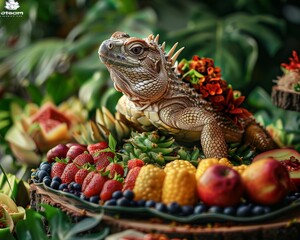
98,32,184,105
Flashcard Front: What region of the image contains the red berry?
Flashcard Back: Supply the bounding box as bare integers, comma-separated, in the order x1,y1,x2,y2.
100,179,123,201
66,145,87,162
46,144,69,163
105,163,124,178
87,142,109,155
128,159,144,170
94,153,113,171
61,163,79,183
82,171,96,191
83,173,108,198
73,153,93,166
51,162,67,178
122,166,141,191
75,169,89,185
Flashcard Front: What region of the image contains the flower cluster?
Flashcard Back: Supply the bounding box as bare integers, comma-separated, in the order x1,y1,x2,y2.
281,51,300,72
280,51,300,92
177,55,251,125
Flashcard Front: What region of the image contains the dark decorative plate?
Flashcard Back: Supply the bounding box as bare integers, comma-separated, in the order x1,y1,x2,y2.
35,182,300,224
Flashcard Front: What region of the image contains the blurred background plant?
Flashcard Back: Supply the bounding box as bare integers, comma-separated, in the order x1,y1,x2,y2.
0,0,300,176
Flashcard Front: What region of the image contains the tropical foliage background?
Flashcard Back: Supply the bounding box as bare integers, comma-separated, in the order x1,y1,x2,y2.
0,0,300,238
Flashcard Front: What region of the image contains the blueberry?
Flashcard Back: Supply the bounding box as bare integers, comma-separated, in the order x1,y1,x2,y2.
63,188,70,193
129,200,137,207
43,176,52,182
43,178,51,187
104,199,117,206
288,195,297,202
40,163,51,173
294,192,300,198
117,197,130,207
145,200,156,208
59,183,68,191
90,195,100,204
236,205,251,217
73,183,81,191
208,206,222,214
181,205,194,216
112,190,123,200
155,202,168,213
251,206,265,216
68,182,76,190
137,199,146,207
223,206,236,216
40,161,50,167
123,190,134,200
37,170,49,181
194,204,206,214
80,193,89,201
50,180,60,190
167,202,181,215
73,191,81,197
263,206,271,214
52,176,62,184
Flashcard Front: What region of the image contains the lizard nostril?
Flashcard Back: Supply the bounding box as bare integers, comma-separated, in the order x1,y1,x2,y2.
108,42,114,50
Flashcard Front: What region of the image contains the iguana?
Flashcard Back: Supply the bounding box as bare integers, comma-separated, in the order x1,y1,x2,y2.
98,31,277,158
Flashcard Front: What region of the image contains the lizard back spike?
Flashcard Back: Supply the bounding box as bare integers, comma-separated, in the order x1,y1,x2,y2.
166,42,178,61
161,42,166,52
154,34,160,44
148,34,154,41
171,47,185,66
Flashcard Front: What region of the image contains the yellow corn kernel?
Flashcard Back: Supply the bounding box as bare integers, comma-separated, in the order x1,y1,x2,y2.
196,158,233,180
162,168,197,206
133,164,165,202
164,160,196,175
232,164,248,174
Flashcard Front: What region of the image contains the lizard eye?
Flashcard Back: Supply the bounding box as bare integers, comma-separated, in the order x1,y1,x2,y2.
129,45,144,55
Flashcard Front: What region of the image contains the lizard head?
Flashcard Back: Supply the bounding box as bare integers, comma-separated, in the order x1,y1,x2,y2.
98,31,184,104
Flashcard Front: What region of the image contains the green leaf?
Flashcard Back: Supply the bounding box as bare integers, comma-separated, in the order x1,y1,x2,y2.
108,134,117,152
64,213,105,239
15,209,48,240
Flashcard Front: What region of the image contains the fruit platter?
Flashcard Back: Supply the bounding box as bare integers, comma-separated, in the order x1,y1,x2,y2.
25,33,300,239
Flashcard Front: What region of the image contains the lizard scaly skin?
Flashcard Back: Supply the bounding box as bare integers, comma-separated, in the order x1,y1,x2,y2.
98,32,277,158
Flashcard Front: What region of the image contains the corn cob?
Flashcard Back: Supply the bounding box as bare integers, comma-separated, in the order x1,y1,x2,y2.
196,158,233,180
162,168,197,206
133,164,166,202
164,160,196,175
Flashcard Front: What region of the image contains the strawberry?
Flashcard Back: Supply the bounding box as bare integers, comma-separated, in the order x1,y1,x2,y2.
122,166,141,191
73,153,93,166
105,163,124,178
61,163,79,183
100,179,123,201
83,173,108,198
92,151,115,164
87,141,109,155
51,161,67,178
82,171,96,191
66,145,87,162
74,168,89,185
95,154,112,171
128,159,144,170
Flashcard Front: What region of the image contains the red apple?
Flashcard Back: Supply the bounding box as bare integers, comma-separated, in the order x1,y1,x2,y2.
242,158,290,205
253,148,300,188
197,165,244,207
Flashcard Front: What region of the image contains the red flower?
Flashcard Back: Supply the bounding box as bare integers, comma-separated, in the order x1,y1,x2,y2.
177,55,252,125
281,51,300,71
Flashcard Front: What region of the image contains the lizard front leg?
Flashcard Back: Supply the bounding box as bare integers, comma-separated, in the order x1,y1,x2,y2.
159,106,227,158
